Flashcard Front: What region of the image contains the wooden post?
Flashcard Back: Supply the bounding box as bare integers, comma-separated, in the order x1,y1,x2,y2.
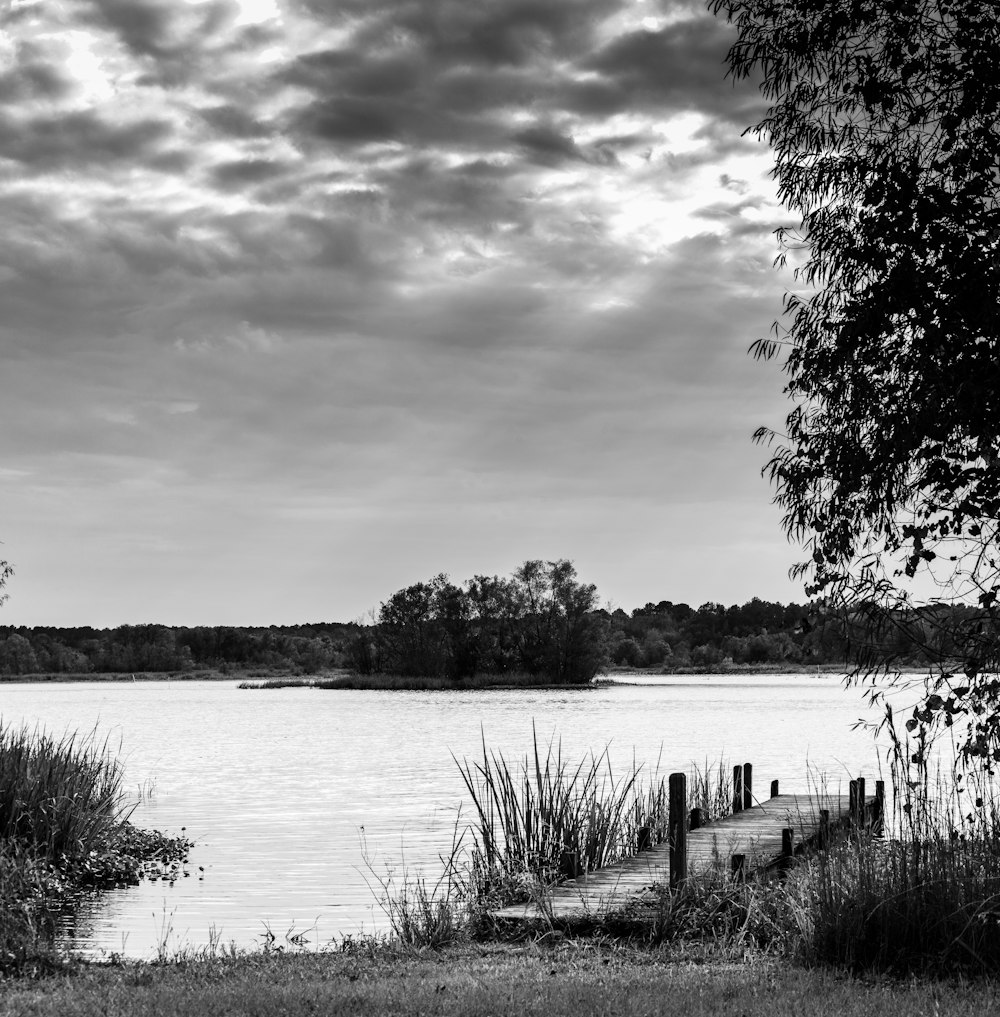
849,779,861,828
669,772,687,888
743,762,753,809
731,853,746,881
732,764,744,813
770,779,780,799
874,780,885,836
689,807,704,831
637,826,651,852
818,809,830,850
559,850,580,879
781,827,794,869
857,776,867,828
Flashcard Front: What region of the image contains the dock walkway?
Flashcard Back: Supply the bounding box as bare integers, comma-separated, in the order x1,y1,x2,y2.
492,769,881,922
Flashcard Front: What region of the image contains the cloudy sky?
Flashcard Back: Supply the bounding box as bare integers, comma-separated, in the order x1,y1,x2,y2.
0,0,803,628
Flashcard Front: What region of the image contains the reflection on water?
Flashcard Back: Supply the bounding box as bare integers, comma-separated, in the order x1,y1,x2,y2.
0,674,885,958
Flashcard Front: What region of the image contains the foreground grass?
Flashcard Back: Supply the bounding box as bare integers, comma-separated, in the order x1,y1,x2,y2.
1,944,997,1017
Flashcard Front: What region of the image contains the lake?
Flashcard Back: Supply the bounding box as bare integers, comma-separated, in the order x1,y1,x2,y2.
0,673,890,958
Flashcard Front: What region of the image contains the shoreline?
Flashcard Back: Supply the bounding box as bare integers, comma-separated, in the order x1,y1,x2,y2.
0,662,856,685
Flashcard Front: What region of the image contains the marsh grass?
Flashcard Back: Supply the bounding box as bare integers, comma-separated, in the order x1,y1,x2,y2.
784,716,1000,975
452,732,734,908
237,678,316,690
0,723,130,865
315,672,581,691
361,826,469,949
0,723,192,974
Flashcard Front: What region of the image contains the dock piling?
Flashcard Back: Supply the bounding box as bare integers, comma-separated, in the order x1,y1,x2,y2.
669,772,687,888
850,778,866,828
781,827,794,870
874,780,885,835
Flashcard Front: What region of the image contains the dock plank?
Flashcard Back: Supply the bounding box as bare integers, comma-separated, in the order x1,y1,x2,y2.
492,793,874,921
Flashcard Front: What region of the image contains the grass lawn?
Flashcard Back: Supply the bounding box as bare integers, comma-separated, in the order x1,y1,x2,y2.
1,944,997,1017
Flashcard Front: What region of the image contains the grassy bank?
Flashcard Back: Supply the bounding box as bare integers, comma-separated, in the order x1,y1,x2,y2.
315,671,592,690
0,724,191,975
1,943,998,1017
0,670,235,684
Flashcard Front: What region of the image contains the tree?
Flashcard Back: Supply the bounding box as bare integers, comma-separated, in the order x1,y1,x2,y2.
363,561,607,683
710,0,1000,765
0,559,10,609
514,560,607,683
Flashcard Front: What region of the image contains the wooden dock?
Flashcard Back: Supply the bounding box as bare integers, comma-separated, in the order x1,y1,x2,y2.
492,766,883,922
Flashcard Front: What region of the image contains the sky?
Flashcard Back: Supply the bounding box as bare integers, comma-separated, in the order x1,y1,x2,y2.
0,0,805,629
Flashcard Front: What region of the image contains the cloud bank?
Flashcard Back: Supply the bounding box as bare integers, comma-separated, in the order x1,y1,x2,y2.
0,0,799,626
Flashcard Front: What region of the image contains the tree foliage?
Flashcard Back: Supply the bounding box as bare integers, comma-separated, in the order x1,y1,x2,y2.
367,560,607,684
711,0,1000,764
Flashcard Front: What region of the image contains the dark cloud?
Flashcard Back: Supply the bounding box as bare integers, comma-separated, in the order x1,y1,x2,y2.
513,124,587,166
80,0,177,60
284,48,423,97
0,110,172,169
0,60,73,103
77,0,247,88
210,158,292,188
294,95,407,144
583,14,763,121
693,195,767,222
197,104,272,139
293,0,620,67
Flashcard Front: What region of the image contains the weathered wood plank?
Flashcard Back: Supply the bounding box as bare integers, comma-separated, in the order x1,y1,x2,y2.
491,792,876,921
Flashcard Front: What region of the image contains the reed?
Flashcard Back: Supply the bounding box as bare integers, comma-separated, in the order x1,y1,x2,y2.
237,678,316,690
0,724,192,973
315,672,580,691
0,722,130,865
453,731,735,910
785,727,1000,975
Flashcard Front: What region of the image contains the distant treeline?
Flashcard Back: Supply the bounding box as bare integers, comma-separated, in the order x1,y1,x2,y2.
607,598,824,669
0,571,974,679
0,621,360,677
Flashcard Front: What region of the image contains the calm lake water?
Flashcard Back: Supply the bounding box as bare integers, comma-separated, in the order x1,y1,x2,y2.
0,674,890,958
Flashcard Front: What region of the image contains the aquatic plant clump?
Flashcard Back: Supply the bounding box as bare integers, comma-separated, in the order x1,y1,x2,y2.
0,723,132,864
0,723,192,973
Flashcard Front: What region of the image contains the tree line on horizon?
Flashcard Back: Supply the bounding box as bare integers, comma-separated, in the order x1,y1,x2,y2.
0,560,979,679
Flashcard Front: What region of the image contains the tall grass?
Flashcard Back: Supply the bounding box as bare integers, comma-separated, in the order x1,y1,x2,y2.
0,723,130,865
237,678,316,690
786,712,1000,975
0,723,191,973
453,731,733,906
316,672,580,691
